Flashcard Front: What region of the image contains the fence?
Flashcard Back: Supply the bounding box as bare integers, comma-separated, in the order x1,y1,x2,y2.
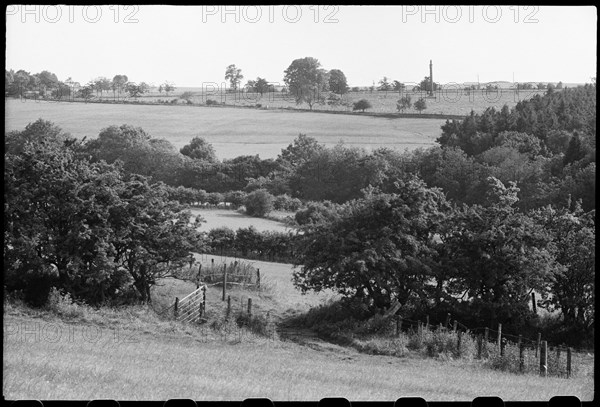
159,284,207,324
196,258,261,292
388,310,588,379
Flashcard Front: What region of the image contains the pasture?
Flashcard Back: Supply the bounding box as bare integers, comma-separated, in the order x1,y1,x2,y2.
4,256,593,401
190,208,293,233
166,88,546,116
5,98,445,159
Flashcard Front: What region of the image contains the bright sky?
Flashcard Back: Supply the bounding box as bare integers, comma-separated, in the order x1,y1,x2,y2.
5,5,597,88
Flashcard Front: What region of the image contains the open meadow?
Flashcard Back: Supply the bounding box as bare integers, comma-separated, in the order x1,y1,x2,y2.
190,208,293,233
5,98,445,160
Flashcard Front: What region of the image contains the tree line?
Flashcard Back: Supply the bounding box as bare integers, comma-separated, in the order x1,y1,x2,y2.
5,69,176,100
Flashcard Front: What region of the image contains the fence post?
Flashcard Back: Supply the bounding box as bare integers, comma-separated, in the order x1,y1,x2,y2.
540,340,548,377
425,315,429,330
256,268,261,290
536,332,541,357
453,320,458,333
497,323,502,352
477,334,483,359
445,313,451,329
500,337,506,356
222,263,227,301
484,327,489,342
396,317,402,336
225,295,231,320
531,291,537,314
457,330,462,356
556,347,561,376
519,339,525,373
202,285,206,316
174,297,179,319
566,348,572,379
247,297,252,317
198,290,203,323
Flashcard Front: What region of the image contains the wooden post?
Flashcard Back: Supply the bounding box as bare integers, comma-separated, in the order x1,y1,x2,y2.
484,327,489,342
247,297,252,317
540,340,548,377
226,295,231,319
477,334,483,359
500,337,506,356
256,268,261,289
457,331,462,356
536,332,541,357
497,323,502,352
425,315,429,330
445,313,451,328
396,317,402,336
174,297,179,319
556,347,561,376
566,348,572,379
222,263,227,301
202,285,206,316
198,291,203,322
198,264,202,281
531,292,537,314
519,340,525,373
453,320,458,333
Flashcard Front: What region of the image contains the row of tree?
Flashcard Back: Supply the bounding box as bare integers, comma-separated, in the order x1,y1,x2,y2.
5,69,176,100
74,86,594,214
292,176,595,346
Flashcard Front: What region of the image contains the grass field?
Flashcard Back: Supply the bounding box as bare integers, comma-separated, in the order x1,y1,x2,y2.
72,87,547,116
4,256,593,401
190,208,293,233
5,98,446,159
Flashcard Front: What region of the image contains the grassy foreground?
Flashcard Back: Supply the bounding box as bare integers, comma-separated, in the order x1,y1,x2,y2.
4,308,593,401
3,259,594,401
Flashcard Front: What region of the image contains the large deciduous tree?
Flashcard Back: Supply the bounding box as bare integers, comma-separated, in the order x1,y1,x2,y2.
283,57,329,110
293,176,449,310
225,64,244,91
328,69,349,95
180,136,218,162
438,177,558,329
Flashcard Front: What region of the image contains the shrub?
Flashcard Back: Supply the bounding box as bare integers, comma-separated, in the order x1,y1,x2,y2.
46,287,85,318
353,99,372,112
244,189,274,217
206,99,218,106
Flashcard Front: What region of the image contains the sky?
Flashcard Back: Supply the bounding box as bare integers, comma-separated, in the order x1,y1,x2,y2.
5,5,597,88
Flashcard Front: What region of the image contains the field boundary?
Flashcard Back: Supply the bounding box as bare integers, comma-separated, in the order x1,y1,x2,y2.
5,95,466,120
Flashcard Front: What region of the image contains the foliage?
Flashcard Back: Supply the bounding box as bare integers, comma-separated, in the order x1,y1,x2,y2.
244,189,274,217
414,98,427,113
328,69,349,95
396,95,412,112
353,99,372,112
4,120,202,305
180,136,218,162
225,64,244,90
283,57,329,110
294,176,449,310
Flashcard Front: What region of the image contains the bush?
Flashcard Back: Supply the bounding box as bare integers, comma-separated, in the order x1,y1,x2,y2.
353,99,372,112
46,287,85,318
244,189,274,217
206,99,218,106
273,194,303,211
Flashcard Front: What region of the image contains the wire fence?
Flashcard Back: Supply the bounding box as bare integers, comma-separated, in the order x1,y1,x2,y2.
389,314,591,378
